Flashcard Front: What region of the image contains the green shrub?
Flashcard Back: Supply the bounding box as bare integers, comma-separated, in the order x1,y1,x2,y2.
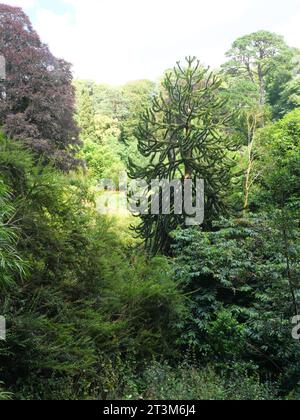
113,361,276,400
171,217,300,391
0,136,185,400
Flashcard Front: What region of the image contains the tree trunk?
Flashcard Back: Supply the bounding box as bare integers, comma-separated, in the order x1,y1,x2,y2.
243,114,256,214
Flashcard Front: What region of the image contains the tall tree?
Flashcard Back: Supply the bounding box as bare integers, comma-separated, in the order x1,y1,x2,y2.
222,31,296,210
129,57,236,254
120,80,155,139
255,110,300,316
222,78,267,212
262,45,300,118
223,31,292,107
0,4,80,170
92,84,128,120
74,81,96,142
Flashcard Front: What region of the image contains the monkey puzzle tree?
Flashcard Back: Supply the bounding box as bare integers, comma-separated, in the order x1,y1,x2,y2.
0,4,80,170
129,57,236,255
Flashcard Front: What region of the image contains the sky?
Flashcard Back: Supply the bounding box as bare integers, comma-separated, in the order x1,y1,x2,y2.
3,0,300,85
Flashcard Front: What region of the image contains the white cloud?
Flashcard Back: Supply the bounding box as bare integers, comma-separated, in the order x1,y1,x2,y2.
3,0,300,84
276,14,300,50
35,9,75,58
33,0,252,84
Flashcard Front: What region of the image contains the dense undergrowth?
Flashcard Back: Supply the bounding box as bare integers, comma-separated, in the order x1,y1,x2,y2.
0,136,186,400
0,135,298,400
0,6,299,399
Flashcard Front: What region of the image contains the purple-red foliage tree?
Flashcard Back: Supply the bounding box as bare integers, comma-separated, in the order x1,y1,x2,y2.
0,4,81,170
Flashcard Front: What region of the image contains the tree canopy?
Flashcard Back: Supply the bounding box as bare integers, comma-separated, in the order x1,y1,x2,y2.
0,4,80,170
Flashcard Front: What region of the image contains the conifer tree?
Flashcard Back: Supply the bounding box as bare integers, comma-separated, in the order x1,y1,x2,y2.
75,83,96,142
129,57,236,254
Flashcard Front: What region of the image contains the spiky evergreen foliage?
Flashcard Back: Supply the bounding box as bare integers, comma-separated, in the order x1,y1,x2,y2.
129,57,236,254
